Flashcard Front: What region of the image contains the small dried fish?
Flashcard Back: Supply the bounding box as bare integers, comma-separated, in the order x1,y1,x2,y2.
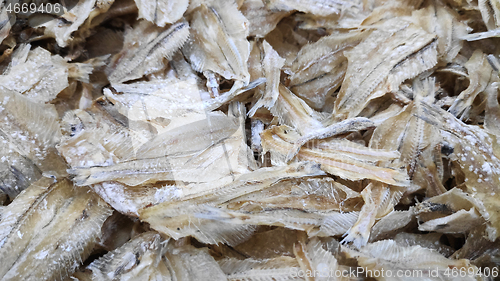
0,178,112,280
197,206,358,237
261,83,375,160
86,232,170,280
0,90,67,198
183,0,250,87
342,183,404,248
226,178,362,213
3,0,500,277
108,21,190,83
248,40,285,117
416,188,486,234
334,18,438,119
261,126,409,186
140,162,324,217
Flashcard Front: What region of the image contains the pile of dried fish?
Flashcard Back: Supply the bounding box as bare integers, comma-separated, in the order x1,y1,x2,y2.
2,0,500,280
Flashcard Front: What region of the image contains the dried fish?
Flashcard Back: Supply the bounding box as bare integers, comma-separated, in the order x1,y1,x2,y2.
0,90,67,198
266,0,359,17
240,0,291,38
0,46,69,103
3,0,500,277
165,241,227,280
342,183,404,248
287,31,365,109
183,0,250,89
0,178,112,280
248,40,285,117
108,21,190,84
416,188,486,234
343,240,479,281
86,232,170,280
418,102,500,240
261,126,409,186
134,0,188,27
448,50,498,120
334,18,438,119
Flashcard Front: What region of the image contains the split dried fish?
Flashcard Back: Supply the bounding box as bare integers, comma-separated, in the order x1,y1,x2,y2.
0,90,67,199
3,0,500,279
0,178,112,280
334,18,438,119
183,0,250,90
261,126,408,186
108,21,190,84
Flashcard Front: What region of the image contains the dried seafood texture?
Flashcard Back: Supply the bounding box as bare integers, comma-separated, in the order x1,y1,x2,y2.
198,205,359,237
0,46,68,103
165,242,227,280
183,0,250,89
294,238,349,281
261,83,375,160
139,162,325,242
392,232,455,257
342,183,404,248
0,178,112,281
370,78,444,197
134,0,188,27
232,227,306,259
89,181,160,217
411,3,469,63
87,232,171,281
104,78,208,121
261,126,409,186
287,31,365,109
453,225,500,268
248,40,285,117
225,177,362,213
343,240,481,281
107,21,190,84
240,0,291,38
474,0,500,39
419,103,500,240
415,188,485,234
369,208,416,242
448,50,498,120
33,0,115,47
334,18,438,119
0,90,67,199
266,0,360,17
67,109,254,186
218,256,302,280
